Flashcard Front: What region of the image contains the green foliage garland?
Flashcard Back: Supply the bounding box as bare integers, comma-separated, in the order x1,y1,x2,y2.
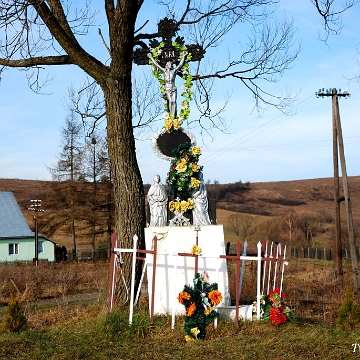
149,41,193,131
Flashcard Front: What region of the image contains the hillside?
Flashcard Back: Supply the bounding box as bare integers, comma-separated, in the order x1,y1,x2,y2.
216,176,360,227
1,176,359,251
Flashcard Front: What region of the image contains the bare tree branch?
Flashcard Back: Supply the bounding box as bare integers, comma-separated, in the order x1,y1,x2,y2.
311,0,358,40
0,55,72,67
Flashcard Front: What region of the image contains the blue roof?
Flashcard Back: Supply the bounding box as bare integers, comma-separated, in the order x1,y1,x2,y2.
0,192,34,239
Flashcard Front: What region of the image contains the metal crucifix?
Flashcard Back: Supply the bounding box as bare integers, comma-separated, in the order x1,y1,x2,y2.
133,18,205,160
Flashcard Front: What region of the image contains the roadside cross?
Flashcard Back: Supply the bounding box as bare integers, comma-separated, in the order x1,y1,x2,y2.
178,225,201,274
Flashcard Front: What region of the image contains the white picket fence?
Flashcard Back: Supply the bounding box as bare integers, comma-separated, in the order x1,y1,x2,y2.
108,234,288,327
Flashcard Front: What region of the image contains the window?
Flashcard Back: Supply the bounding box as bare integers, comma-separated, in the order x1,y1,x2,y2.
9,243,19,255
38,241,44,254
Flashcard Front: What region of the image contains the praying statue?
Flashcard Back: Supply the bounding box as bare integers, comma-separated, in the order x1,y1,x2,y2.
147,50,188,118
192,172,211,226
147,174,168,227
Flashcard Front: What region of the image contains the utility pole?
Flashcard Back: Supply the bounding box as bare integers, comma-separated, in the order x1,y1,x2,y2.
28,199,44,266
316,87,360,292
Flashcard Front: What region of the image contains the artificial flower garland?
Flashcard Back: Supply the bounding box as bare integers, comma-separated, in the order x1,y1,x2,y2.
178,272,222,340
252,288,292,326
149,41,193,131
167,142,203,212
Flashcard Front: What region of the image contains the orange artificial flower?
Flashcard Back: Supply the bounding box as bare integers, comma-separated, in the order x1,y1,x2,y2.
186,302,196,316
208,290,223,306
177,291,191,304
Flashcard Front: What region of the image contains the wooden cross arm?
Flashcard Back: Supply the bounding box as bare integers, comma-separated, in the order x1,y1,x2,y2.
178,252,195,257
136,248,156,261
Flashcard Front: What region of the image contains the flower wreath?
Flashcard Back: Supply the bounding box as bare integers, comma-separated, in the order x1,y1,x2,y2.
167,142,203,212
149,41,193,132
252,288,292,327
178,272,222,341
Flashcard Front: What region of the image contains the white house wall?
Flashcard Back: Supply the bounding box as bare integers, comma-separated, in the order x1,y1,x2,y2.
0,237,55,262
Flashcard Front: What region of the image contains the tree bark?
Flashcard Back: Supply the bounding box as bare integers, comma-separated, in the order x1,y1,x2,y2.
100,3,146,302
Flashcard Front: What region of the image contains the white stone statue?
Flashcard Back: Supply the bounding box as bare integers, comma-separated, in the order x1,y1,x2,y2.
147,51,188,118
147,174,168,227
192,172,211,226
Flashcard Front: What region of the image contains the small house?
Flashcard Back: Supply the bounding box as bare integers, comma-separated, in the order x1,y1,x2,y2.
0,192,56,262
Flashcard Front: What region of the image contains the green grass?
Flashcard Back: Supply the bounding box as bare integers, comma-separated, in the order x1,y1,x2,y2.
0,308,359,360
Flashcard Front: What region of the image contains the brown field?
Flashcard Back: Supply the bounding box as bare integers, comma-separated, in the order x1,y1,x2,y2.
1,176,359,253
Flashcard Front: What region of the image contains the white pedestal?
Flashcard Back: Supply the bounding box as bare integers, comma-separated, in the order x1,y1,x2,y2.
145,225,230,315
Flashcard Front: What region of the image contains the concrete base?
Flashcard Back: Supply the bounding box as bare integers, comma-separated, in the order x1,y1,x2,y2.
145,225,230,315
217,305,253,321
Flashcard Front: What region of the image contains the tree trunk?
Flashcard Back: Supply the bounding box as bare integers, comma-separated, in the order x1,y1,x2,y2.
103,68,146,304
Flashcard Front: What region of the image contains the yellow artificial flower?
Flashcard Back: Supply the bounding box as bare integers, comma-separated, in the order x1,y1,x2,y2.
185,335,195,342
191,177,201,189
164,119,173,131
191,163,199,172
191,146,201,155
204,306,213,316
180,200,189,212
176,158,187,173
191,244,202,256
173,119,181,130
190,327,200,338
187,198,194,209
169,201,176,212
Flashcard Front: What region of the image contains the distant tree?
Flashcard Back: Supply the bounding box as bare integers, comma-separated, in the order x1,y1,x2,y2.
50,111,85,182
228,213,253,241
229,214,241,237
278,210,297,244
81,136,113,260
256,217,281,243
47,111,85,259
296,211,325,245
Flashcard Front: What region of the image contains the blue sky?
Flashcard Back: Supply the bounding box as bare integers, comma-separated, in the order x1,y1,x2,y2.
0,1,359,184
